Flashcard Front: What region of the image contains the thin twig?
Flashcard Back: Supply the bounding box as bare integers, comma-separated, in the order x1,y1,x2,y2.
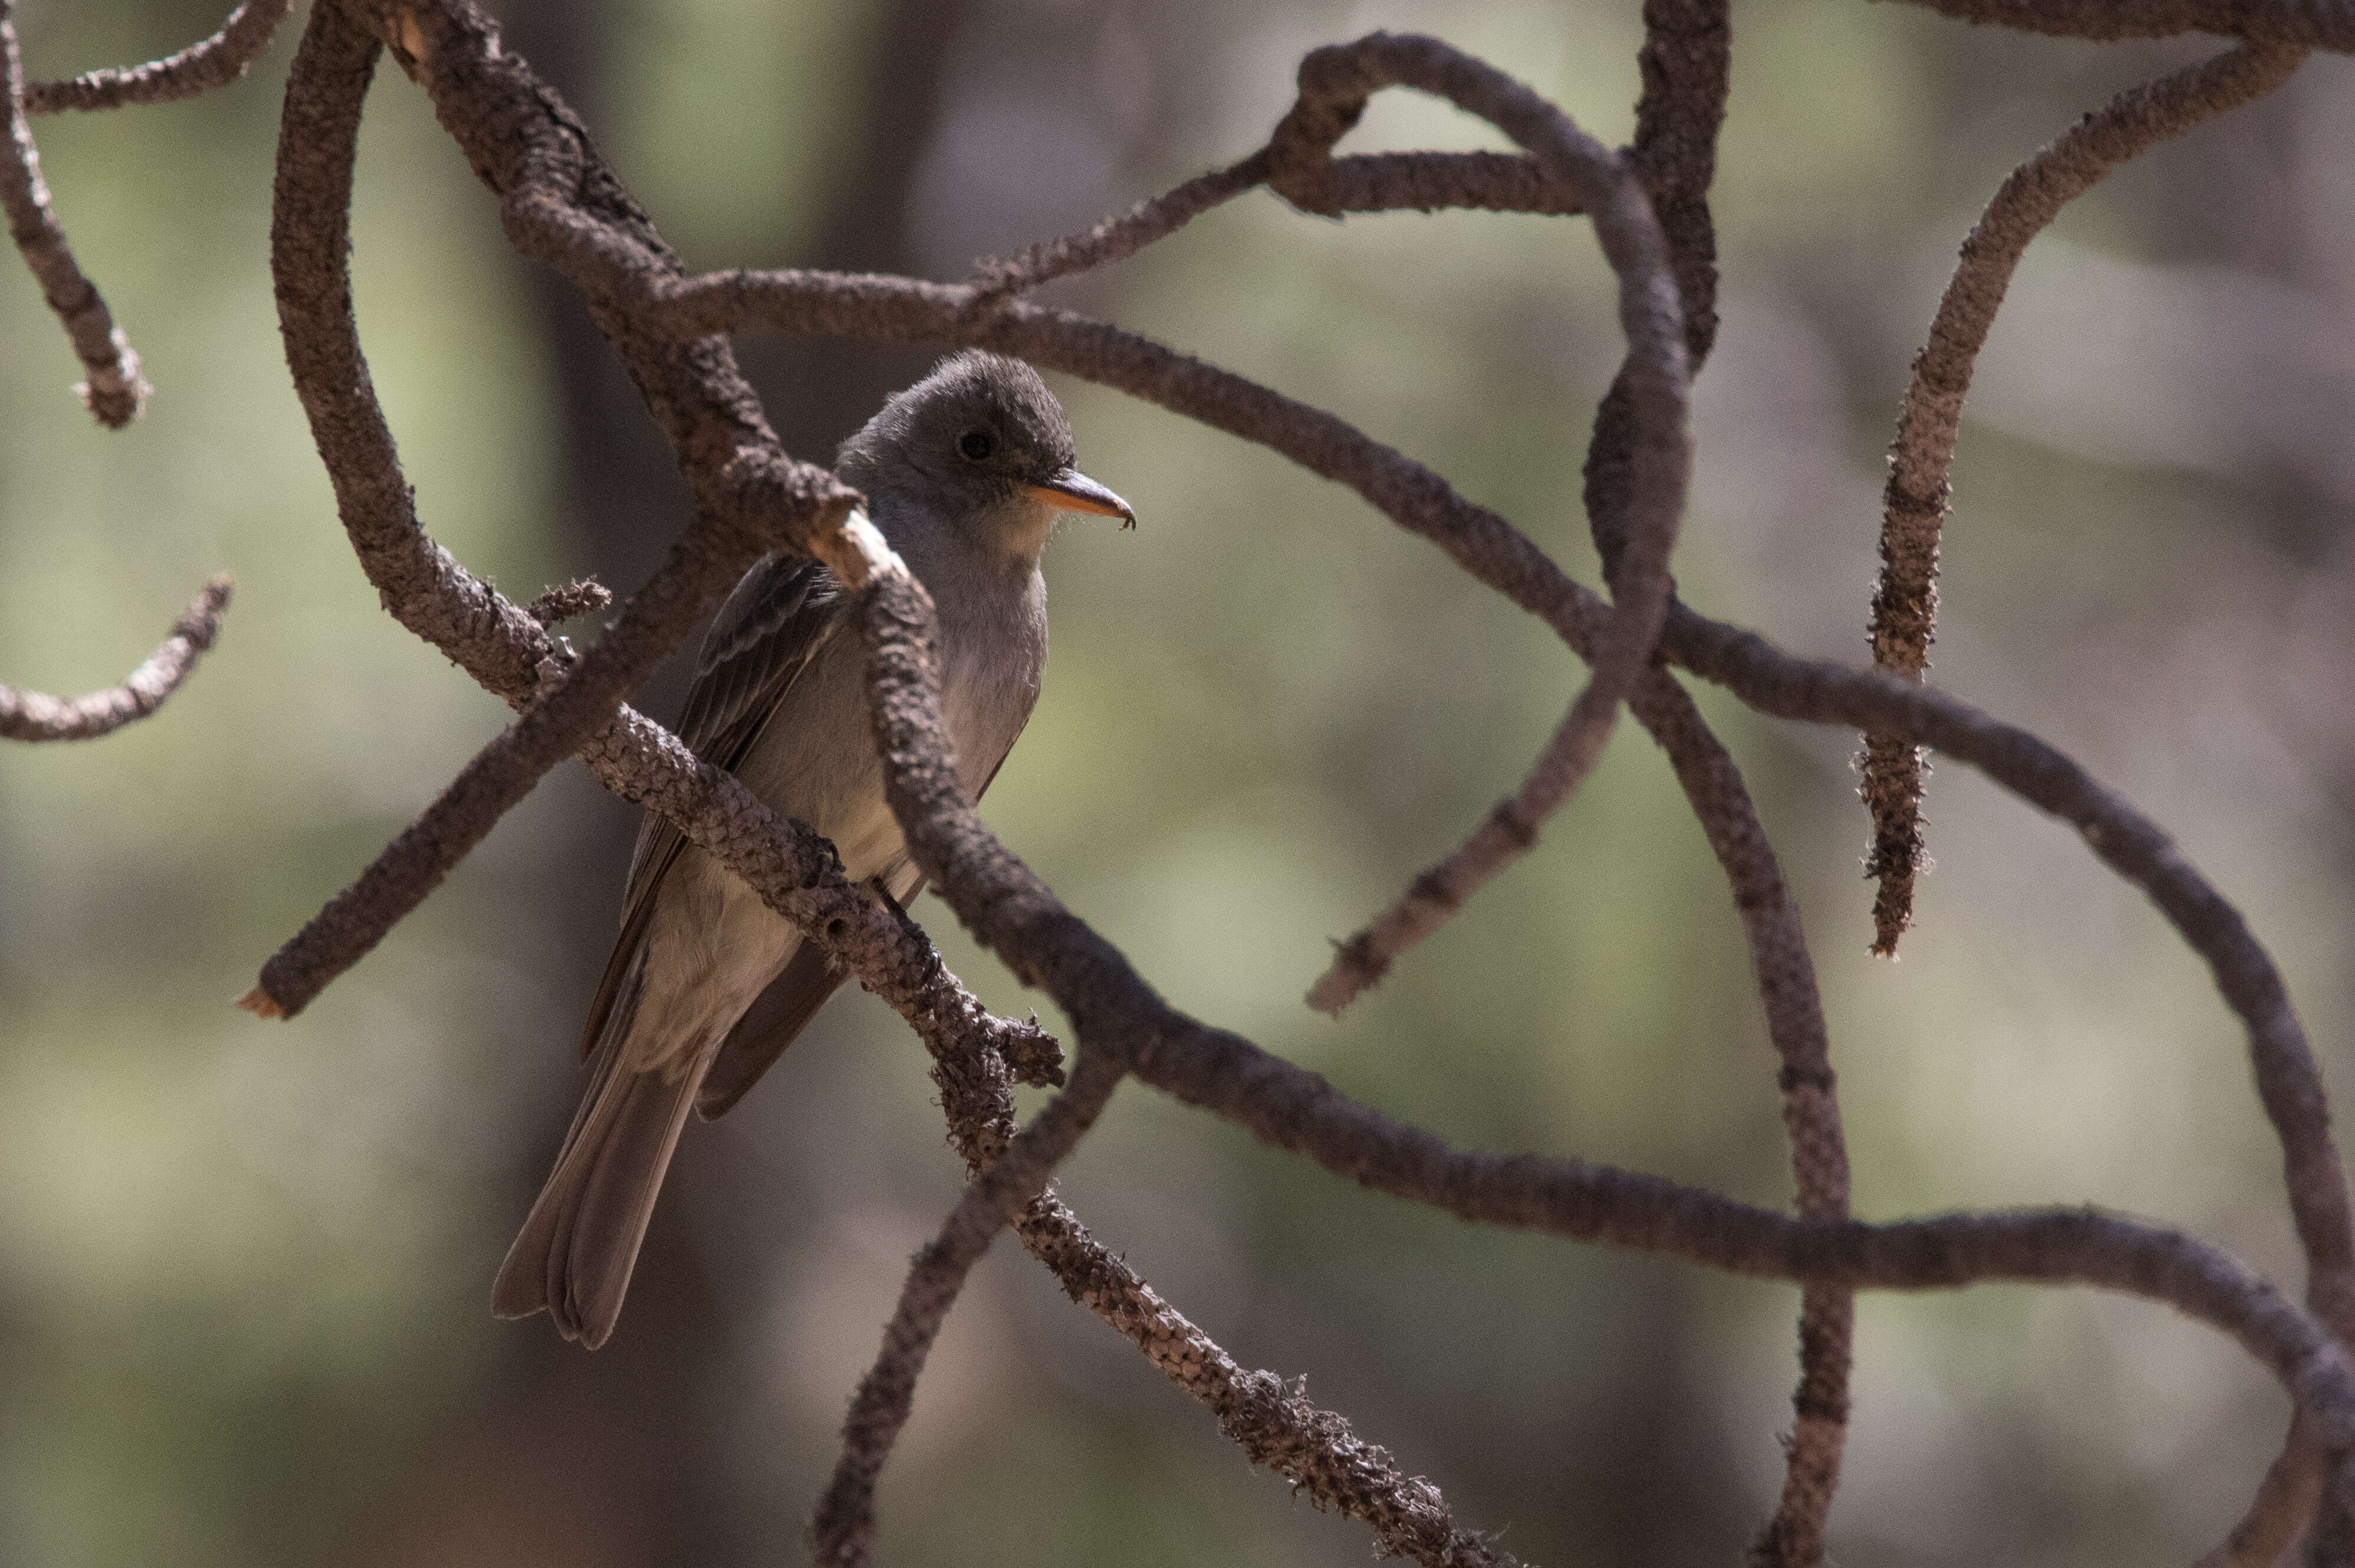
21,0,295,114
847,555,2355,1458
0,574,231,741
972,146,1588,298
813,1045,1126,1568
1861,40,2305,957
0,0,148,427
1884,0,2355,53
1660,597,2355,1357
522,577,610,624
1636,672,1856,1568
1250,34,1692,1016
634,256,2355,1382
1600,0,1856,1553
874,766,1517,1566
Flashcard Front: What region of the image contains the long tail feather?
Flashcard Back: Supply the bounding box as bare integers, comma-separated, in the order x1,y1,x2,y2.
494,958,709,1349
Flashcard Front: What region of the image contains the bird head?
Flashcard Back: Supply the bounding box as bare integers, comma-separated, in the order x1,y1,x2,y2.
838,350,1134,566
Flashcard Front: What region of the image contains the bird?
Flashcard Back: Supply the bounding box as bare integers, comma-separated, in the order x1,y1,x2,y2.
493,351,1134,1348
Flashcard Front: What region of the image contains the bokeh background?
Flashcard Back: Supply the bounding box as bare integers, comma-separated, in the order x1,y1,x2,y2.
4,0,2353,1562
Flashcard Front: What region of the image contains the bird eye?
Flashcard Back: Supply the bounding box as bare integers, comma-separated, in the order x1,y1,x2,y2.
958,430,993,461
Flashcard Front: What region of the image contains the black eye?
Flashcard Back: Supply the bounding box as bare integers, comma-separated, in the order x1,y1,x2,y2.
958,430,993,461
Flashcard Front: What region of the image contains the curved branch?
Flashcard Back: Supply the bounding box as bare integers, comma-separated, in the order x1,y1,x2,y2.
1882,0,2355,53
974,147,1588,298
1635,673,1854,1568
1,1,148,427
21,0,295,114
814,1045,1126,1568
1659,598,2355,1354
1265,34,1692,1015
1862,40,2305,957
0,574,231,741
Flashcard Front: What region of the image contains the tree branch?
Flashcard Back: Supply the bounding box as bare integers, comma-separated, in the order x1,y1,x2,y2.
0,0,148,427
813,1044,1127,1568
21,0,296,114
0,574,230,741
1861,40,2305,957
1879,0,2355,53
1267,34,1692,1015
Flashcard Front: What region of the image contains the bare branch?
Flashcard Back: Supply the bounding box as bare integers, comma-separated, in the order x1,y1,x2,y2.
21,0,295,114
813,1045,1126,1568
975,152,1271,297
868,815,1513,1565
1880,0,2355,53
1589,1,1855,1554
522,577,610,625
1659,598,2355,1353
1862,40,2305,957
639,244,2355,1392
1634,673,1854,1568
2194,1412,2329,1568
0,574,230,741
973,146,1589,299
1246,34,1696,1013
1,1,149,427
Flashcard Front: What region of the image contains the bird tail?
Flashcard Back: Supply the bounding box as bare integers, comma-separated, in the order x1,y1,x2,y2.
493,957,707,1350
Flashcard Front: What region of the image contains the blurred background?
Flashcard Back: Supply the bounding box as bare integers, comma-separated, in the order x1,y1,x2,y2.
2,0,2351,1562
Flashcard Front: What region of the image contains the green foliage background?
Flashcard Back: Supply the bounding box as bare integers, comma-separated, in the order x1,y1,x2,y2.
2,1,2352,1562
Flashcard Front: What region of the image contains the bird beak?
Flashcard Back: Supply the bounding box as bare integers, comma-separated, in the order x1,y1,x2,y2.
1025,469,1137,529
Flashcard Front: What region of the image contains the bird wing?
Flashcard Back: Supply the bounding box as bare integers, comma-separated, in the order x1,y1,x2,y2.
694,739,1037,1119
577,554,846,1061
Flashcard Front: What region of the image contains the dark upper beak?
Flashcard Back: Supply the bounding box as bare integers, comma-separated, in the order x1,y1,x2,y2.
1024,468,1137,529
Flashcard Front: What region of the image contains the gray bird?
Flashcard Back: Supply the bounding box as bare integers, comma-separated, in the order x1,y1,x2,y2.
493,351,1133,1348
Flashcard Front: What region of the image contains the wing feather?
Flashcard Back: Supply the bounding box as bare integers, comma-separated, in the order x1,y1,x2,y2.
577,555,845,1059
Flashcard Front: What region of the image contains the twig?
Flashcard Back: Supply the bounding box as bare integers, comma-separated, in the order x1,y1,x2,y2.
0,0,148,427
21,0,295,114
813,1045,1126,1568
1598,0,1855,1554
1610,2,1856,1556
642,255,2355,1352
0,574,231,741
2192,1411,2328,1568
972,146,1588,299
1883,0,2355,53
522,577,610,625
1659,597,2355,1354
864,726,1516,1566
1248,34,1694,1015
842,535,2355,1524
1861,40,2305,957
974,152,1271,297
1635,672,1856,1568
